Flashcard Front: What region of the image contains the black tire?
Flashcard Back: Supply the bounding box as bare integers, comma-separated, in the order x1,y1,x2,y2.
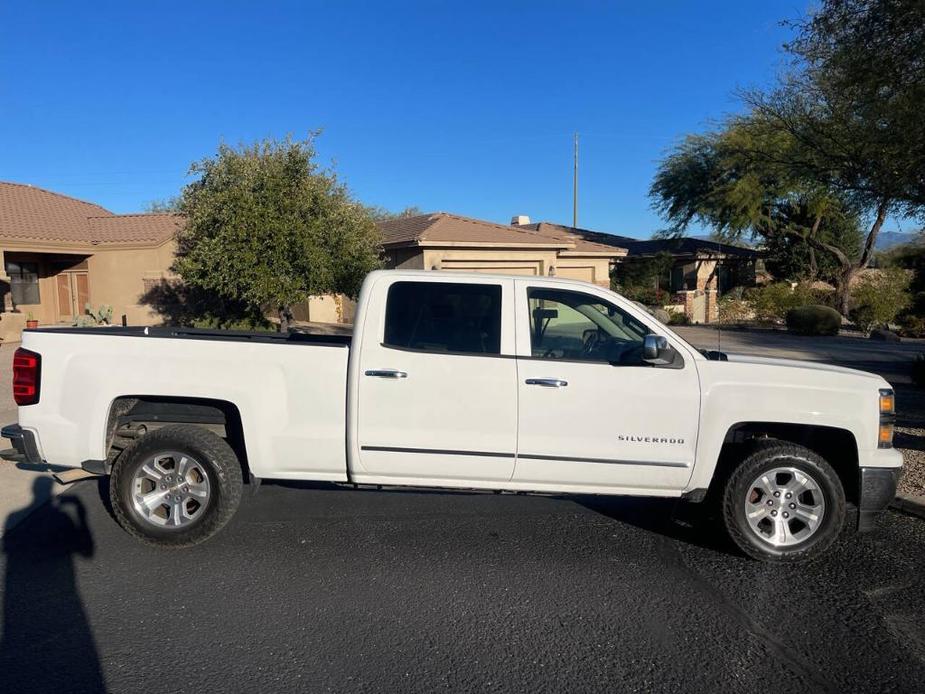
722,441,846,563
110,425,243,548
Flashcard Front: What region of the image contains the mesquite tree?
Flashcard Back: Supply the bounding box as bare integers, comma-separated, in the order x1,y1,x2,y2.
651,0,925,315
175,136,382,331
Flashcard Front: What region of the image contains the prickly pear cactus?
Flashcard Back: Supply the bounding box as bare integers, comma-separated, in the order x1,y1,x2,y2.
73,304,114,327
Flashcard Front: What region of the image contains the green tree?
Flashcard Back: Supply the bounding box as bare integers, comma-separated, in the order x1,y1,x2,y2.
366,205,422,221
746,0,925,306
144,197,181,213
651,0,925,315
650,116,865,310
613,251,674,304
762,202,863,284
175,136,382,332
850,268,912,331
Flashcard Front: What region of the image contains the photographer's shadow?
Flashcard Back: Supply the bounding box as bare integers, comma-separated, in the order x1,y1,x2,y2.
0,477,105,693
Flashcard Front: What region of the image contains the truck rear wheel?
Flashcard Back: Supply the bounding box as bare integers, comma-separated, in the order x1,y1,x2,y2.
722,441,846,562
110,425,243,548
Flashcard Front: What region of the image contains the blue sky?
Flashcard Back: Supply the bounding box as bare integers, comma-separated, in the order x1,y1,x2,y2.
1,1,803,238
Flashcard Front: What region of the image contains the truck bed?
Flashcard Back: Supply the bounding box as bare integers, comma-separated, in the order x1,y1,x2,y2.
19,324,352,478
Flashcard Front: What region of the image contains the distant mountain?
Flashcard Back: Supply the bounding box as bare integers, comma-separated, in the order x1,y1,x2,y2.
875,231,918,251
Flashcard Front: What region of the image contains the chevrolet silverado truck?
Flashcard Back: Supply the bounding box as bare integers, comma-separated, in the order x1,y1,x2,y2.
2,270,903,561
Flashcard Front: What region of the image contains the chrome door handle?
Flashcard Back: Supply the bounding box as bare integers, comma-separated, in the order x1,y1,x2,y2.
525,378,568,387
365,369,408,379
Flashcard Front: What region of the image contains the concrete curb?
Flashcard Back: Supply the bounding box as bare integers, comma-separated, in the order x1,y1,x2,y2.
891,493,925,521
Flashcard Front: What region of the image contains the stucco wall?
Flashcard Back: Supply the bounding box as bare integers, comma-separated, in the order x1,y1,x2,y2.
86,240,176,325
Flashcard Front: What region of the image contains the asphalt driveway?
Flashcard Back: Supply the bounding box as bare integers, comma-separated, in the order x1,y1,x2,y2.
1,480,924,693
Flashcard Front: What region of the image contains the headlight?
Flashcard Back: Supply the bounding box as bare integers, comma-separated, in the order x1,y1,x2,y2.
878,388,895,449
879,388,895,416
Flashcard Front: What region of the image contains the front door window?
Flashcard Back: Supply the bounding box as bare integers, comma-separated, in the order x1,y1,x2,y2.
527,288,648,365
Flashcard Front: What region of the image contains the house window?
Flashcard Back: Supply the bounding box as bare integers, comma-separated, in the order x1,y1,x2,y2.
384,281,502,355
6,261,40,305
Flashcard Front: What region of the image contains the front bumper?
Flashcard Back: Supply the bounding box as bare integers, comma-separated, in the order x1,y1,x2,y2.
857,466,902,531
1,423,43,465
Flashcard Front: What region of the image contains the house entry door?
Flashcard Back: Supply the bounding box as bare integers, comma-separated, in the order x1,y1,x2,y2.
56,271,90,322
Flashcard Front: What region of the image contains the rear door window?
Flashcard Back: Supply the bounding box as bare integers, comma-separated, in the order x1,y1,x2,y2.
384,281,502,355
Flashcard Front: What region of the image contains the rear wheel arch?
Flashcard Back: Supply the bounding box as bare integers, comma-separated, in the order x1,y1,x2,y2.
104,395,251,483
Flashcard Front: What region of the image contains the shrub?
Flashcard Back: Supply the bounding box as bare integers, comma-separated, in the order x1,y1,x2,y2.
717,294,753,324
786,305,842,336
850,268,912,332
667,311,690,326
899,314,925,338
744,283,815,323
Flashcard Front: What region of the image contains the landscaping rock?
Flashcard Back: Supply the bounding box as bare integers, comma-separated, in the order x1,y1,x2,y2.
870,328,901,342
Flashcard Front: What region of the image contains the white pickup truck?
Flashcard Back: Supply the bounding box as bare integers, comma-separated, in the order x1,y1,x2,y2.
3,270,902,561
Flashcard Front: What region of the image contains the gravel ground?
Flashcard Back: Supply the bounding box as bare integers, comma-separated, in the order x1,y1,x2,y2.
895,427,925,497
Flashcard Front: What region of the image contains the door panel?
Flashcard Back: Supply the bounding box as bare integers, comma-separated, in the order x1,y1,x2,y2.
358,350,517,480
513,281,700,492
515,359,699,490
356,278,517,482
74,272,89,312
56,273,74,320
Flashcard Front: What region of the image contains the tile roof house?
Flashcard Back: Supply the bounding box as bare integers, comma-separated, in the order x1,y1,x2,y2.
378,212,626,287
512,219,760,323
0,182,181,339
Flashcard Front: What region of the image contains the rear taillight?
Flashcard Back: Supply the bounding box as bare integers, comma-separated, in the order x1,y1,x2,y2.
13,348,40,406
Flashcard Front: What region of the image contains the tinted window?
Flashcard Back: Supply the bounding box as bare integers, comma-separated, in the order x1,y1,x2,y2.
528,288,648,364
385,281,502,354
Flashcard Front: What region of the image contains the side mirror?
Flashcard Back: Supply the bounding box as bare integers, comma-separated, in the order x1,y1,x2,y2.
642,334,676,366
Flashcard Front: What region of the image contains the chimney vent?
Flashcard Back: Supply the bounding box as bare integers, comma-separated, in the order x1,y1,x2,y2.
511,215,531,226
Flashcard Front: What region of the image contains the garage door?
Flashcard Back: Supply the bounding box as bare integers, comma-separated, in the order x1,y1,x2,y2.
555,266,595,283
440,262,540,276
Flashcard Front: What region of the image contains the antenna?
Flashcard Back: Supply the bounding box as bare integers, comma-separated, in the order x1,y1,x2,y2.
572,132,579,228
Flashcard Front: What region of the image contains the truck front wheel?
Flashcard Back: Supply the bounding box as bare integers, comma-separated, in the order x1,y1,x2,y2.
110,425,243,548
722,441,846,562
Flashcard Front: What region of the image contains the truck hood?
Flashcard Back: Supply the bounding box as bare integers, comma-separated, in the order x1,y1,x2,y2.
724,353,884,383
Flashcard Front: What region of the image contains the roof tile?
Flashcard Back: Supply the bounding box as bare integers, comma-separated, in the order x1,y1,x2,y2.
0,182,179,246
378,212,623,255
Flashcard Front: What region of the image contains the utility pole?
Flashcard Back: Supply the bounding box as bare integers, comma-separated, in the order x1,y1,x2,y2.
572,132,579,229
